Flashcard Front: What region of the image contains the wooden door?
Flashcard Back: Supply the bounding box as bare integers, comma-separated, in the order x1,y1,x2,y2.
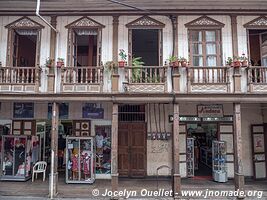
118,122,146,178
251,124,266,179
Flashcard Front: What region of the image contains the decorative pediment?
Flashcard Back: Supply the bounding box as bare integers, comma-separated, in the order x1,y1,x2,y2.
244,16,267,28
65,17,105,29
126,16,165,29
185,16,224,29
5,17,44,29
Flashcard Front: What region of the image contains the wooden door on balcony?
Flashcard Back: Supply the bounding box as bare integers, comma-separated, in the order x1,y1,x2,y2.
118,122,146,178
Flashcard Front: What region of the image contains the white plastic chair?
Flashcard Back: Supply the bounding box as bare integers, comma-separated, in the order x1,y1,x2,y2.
32,161,47,182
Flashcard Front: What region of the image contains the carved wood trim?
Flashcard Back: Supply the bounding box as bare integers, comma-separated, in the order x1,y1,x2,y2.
65,16,105,29
244,16,267,29
5,16,44,29
185,15,225,29
126,15,165,29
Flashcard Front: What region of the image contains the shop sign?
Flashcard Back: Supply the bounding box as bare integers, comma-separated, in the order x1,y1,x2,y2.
197,104,223,118
13,102,34,118
82,103,104,119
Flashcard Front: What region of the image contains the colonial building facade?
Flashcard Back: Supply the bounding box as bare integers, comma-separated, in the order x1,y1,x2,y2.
0,0,267,198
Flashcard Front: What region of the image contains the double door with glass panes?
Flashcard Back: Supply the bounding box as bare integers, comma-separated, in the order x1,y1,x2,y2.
66,137,95,184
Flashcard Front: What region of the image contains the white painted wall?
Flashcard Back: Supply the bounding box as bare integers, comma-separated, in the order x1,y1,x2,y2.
0,16,51,92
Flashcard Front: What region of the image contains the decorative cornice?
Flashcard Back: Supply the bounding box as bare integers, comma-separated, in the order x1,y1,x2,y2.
126,16,165,29
244,16,267,28
5,17,44,29
65,16,105,28
185,16,224,29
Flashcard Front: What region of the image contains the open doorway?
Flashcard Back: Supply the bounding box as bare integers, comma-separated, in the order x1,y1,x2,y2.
248,30,267,66
13,29,37,67
132,29,159,66
73,30,98,67
187,123,218,177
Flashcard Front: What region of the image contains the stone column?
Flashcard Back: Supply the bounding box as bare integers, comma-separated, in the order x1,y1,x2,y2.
233,103,245,194
47,16,57,93
231,15,242,93
49,102,59,198
112,15,120,92
173,103,181,198
111,104,119,198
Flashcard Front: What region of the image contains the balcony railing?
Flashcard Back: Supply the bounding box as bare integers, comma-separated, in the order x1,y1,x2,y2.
187,66,230,93
248,66,267,92
61,66,104,92
123,66,167,93
0,66,40,92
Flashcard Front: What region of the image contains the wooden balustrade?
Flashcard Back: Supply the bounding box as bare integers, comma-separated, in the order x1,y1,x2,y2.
61,66,104,92
61,66,103,84
187,66,230,93
125,66,167,84
248,66,267,84
0,66,40,84
247,66,267,92
124,66,167,93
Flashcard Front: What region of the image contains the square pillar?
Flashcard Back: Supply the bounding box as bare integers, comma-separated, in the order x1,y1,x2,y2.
111,104,119,198
49,102,59,198
173,103,181,198
233,103,245,194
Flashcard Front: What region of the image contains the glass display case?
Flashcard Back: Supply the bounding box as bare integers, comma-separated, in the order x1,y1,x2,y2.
95,125,111,176
212,140,227,182
66,136,95,184
186,137,194,177
1,135,32,181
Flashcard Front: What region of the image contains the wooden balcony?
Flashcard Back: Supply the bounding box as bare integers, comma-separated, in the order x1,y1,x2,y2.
123,66,167,93
61,66,103,93
187,66,230,93
248,66,267,93
0,66,40,93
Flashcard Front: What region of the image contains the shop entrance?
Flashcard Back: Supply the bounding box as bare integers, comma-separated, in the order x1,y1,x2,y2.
118,122,146,178
187,123,218,178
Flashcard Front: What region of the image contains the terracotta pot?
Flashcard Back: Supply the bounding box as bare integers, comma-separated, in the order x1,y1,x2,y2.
171,61,180,68
242,60,248,67
57,61,64,68
118,61,125,68
181,61,188,67
234,61,241,68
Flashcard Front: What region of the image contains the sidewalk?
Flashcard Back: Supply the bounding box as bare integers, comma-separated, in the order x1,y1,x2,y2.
0,177,266,199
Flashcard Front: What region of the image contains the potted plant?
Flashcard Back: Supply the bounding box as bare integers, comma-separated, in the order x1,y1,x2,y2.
179,57,188,67
57,58,64,68
168,56,179,67
233,56,242,68
104,61,117,74
226,57,233,67
240,53,248,67
118,49,127,68
45,57,53,68
132,57,144,82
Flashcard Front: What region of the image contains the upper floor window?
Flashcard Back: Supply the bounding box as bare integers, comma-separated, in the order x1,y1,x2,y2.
189,30,221,66
65,17,105,67
5,17,43,67
185,16,224,67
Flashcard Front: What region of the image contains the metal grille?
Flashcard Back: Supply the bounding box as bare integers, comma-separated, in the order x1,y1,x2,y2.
118,104,145,122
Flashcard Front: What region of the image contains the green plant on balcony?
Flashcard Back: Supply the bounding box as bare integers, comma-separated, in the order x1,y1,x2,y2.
226,57,233,66
45,57,53,68
104,61,117,73
168,55,179,67
57,57,64,68
118,49,127,67
179,57,188,67
240,53,248,66
132,57,144,83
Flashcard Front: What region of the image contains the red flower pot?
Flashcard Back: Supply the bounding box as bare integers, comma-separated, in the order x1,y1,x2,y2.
181,61,188,67
118,61,125,68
